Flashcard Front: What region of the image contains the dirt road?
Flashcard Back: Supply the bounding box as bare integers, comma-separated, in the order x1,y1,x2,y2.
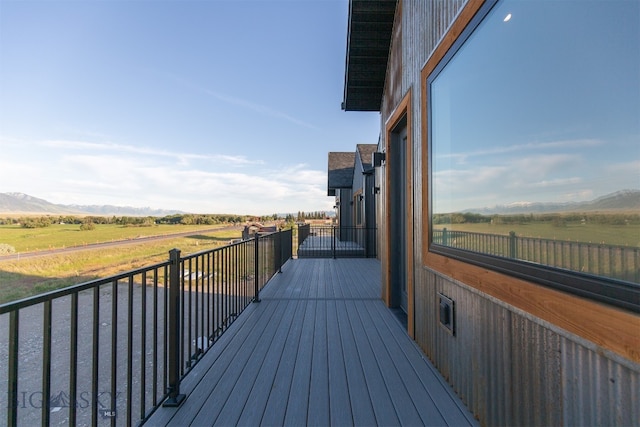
0,225,241,262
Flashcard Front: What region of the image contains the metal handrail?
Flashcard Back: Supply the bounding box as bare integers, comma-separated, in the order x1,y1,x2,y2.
0,229,293,426
297,225,377,258
433,228,639,283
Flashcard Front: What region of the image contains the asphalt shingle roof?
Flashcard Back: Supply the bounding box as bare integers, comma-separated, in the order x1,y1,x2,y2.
356,144,378,172
327,152,355,196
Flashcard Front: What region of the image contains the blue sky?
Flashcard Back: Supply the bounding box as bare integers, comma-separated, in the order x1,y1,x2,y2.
431,0,640,213
0,0,379,215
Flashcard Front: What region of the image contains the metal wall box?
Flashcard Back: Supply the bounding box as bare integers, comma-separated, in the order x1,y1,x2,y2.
439,293,455,335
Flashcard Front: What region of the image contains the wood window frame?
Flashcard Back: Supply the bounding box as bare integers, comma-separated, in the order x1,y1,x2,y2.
420,0,640,363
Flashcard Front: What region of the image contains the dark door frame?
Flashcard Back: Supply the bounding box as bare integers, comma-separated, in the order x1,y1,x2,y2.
384,90,414,337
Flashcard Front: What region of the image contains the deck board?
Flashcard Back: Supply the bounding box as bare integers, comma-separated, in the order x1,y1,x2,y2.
309,300,330,426
235,299,299,426
282,299,315,426
334,300,377,426
144,258,477,427
259,300,306,426
344,299,402,426
326,300,352,426
174,302,278,425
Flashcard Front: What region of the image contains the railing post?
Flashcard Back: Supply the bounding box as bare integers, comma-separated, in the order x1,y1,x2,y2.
332,226,336,259
442,228,448,246
254,234,261,302
364,226,369,257
8,311,18,427
278,231,283,273
163,248,185,407
509,231,517,259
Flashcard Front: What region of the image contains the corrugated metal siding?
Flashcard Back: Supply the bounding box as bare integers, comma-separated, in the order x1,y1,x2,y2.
377,1,640,425
423,270,640,426
509,314,563,426
562,339,640,426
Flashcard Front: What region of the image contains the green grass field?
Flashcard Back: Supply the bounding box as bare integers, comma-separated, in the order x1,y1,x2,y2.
0,223,231,252
438,222,640,247
0,225,242,304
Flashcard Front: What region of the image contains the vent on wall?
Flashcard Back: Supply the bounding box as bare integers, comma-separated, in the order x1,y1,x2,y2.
439,293,455,335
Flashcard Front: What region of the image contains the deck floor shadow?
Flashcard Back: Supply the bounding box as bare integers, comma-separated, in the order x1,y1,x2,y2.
145,258,477,426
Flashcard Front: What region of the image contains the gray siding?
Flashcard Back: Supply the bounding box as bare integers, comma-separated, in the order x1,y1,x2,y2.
352,153,365,194
420,269,640,426
337,188,353,228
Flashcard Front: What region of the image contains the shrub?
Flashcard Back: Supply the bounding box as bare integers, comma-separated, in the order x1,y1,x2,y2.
0,243,16,255
80,222,96,231
21,217,52,228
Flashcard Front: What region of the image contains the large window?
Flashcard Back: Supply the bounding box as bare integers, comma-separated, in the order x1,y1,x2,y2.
428,0,639,311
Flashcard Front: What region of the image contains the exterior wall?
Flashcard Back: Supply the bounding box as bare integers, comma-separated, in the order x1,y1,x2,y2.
377,0,405,311
352,154,365,196
417,270,640,426
352,154,365,226
377,0,640,425
363,172,375,229
337,188,353,228
353,151,376,231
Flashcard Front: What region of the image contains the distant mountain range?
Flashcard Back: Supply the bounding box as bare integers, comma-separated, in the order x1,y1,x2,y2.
2,189,638,217
464,189,640,215
0,192,184,216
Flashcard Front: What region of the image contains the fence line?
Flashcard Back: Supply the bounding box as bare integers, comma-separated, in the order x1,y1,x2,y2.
0,229,292,426
433,228,639,283
297,225,377,258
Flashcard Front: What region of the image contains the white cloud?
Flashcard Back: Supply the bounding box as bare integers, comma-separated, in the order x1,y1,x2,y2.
527,177,583,188
441,138,602,164
603,160,640,177
0,136,332,215
42,139,262,167
203,90,319,130
433,151,596,211
170,75,319,131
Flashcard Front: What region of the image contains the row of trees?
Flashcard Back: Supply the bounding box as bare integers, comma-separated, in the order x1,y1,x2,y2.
295,211,330,221
156,214,247,225
0,214,251,228
0,212,319,229
433,212,640,226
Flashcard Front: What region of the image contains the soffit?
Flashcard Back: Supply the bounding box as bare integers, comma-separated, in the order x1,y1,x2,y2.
342,0,397,112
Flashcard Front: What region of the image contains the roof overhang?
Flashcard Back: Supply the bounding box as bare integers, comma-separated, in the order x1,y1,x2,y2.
342,0,396,112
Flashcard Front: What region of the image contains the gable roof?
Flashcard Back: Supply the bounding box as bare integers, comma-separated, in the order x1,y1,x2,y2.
342,0,397,111
356,144,378,172
327,152,355,196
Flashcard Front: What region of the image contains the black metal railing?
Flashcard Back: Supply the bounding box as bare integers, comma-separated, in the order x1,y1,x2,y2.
297,225,377,258
0,229,292,426
297,223,310,249
433,228,639,284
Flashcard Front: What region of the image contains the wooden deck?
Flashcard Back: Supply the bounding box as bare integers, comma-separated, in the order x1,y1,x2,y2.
145,258,477,426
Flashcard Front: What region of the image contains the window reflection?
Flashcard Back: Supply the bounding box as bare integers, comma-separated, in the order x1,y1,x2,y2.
430,0,639,284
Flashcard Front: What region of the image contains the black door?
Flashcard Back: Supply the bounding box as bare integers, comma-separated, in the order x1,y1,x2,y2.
390,123,408,313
